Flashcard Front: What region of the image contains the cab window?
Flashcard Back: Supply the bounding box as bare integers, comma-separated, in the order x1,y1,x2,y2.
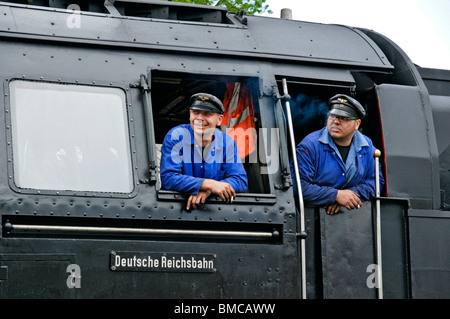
9,80,133,193
151,71,270,194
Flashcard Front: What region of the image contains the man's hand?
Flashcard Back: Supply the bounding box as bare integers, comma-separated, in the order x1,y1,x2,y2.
335,189,363,211
325,203,342,215
187,190,211,210
200,179,236,203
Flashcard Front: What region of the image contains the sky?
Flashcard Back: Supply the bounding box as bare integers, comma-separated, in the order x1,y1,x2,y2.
257,0,450,70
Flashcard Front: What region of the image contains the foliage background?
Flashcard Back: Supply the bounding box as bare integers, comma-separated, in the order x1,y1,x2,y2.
160,0,272,15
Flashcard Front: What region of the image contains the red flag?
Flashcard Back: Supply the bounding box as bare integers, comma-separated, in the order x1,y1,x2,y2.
221,82,257,159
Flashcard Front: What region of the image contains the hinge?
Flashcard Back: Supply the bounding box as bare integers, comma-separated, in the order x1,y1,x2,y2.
350,84,357,97
296,231,307,239
234,9,248,25
0,266,8,281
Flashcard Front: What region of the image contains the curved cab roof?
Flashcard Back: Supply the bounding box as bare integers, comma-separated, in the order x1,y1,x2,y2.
0,0,393,70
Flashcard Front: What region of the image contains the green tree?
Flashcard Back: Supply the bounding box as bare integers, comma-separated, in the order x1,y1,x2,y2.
161,0,272,15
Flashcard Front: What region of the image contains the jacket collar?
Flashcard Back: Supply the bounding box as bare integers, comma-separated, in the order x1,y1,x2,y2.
319,127,368,153
184,124,223,150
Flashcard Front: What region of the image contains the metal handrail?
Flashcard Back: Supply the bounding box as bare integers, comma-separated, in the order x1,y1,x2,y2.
5,222,278,238
282,78,307,299
374,149,383,299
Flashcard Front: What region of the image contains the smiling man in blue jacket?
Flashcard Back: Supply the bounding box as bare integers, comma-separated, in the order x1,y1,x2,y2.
290,94,384,215
160,93,248,210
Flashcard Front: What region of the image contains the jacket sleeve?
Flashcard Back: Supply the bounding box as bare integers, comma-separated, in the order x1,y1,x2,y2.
348,146,385,201
292,142,338,206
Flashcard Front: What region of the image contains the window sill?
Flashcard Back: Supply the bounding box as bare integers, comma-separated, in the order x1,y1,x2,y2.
157,190,276,205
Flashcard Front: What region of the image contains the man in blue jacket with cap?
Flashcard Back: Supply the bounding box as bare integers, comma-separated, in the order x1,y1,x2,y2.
160,93,248,210
290,94,384,215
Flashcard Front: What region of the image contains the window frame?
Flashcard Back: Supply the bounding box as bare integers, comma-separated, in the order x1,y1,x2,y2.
4,77,139,198
148,70,276,204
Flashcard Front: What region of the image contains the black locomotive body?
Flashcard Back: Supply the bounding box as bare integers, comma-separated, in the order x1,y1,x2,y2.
0,0,448,299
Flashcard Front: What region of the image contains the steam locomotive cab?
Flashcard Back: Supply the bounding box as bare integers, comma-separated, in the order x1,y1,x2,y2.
0,0,448,299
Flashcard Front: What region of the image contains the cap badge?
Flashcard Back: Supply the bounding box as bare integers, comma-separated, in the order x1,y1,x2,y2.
337,98,347,103
198,96,209,102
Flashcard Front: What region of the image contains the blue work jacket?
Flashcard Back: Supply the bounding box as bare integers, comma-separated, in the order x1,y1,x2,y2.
290,127,384,206
160,124,248,195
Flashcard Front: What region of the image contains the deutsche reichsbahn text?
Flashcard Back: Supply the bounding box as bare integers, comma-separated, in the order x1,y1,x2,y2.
110,251,216,273
114,254,214,270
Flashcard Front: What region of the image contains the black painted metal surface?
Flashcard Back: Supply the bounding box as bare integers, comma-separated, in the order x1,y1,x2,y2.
0,0,448,299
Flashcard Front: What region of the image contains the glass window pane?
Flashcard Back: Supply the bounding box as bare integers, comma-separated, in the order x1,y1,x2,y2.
10,80,133,193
